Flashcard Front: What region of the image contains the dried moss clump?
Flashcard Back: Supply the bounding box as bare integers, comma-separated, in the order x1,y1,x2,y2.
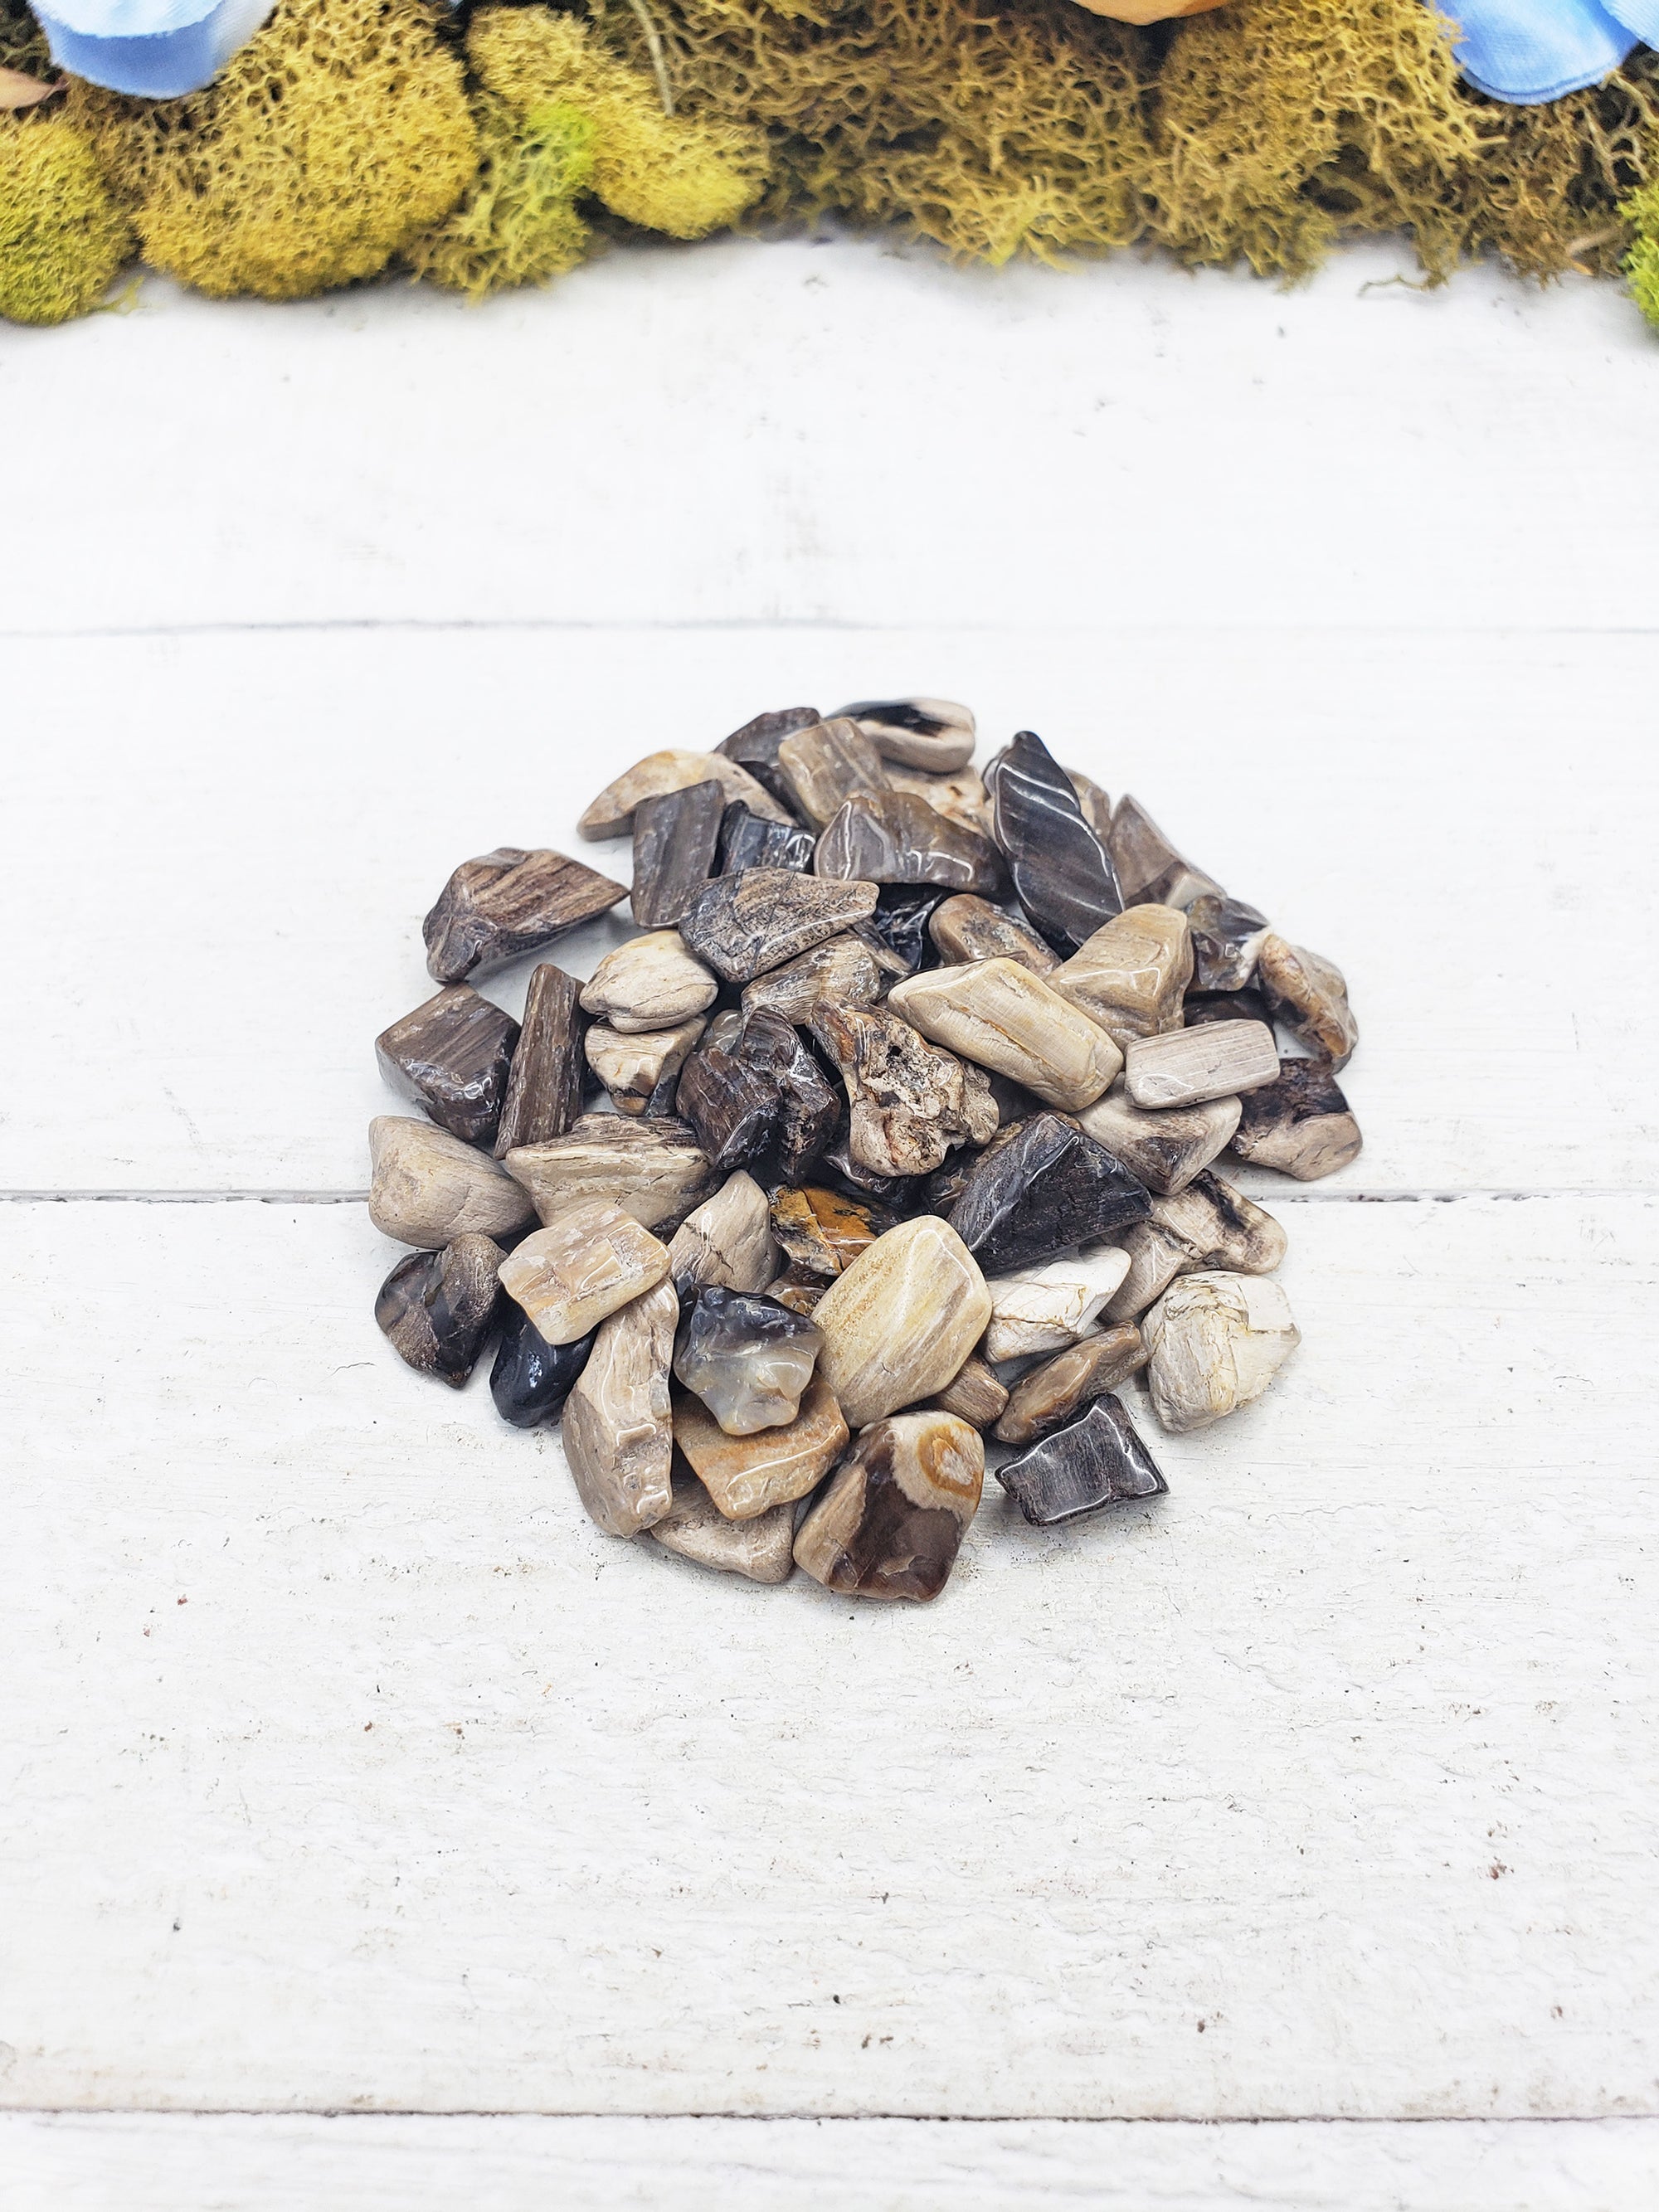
68,0,478,301
1627,177,1659,331
0,0,50,75
407,95,596,298
0,115,133,326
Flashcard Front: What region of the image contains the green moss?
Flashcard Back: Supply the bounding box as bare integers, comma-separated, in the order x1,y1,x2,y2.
0,115,133,327
1623,178,1659,332
407,96,596,298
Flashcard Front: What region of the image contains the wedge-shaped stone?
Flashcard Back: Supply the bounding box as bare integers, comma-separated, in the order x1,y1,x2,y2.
946,1111,1151,1277
676,1009,838,1179
504,1114,718,1234
927,1352,1009,1431
836,696,975,771
498,1199,670,1345
1100,1170,1287,1323
1187,894,1271,993
776,717,893,829
740,935,884,1024
1076,1081,1240,1197
368,1116,537,1248
768,1184,894,1281
666,1170,780,1300
990,731,1121,955
1258,934,1360,1069
1053,905,1194,1047
674,1287,824,1434
982,1250,1134,1364
577,750,791,840
1105,795,1222,912
375,1233,504,1388
579,931,719,1035
494,964,585,1158
585,1016,705,1116
489,1305,594,1428
794,1411,983,1602
1231,1059,1363,1181
630,780,725,928
648,1479,796,1583
997,1393,1166,1524
1064,767,1114,845
994,1325,1148,1446
1144,1270,1299,1433
423,848,628,985
815,791,1006,897
376,986,519,1149
714,707,823,814
886,766,994,838
812,1216,992,1428
888,958,1121,1114
1123,1020,1278,1110
562,1280,679,1536
1184,986,1273,1031
811,1001,998,1178
717,801,815,877
852,887,943,977
679,868,879,984
674,1374,849,1520
928,894,1058,975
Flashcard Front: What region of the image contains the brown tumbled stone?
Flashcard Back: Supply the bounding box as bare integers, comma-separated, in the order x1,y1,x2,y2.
927,1352,1009,1432
793,1410,984,1602
1187,895,1271,993
1099,1171,1287,1324
674,1373,849,1519
1053,904,1194,1046
494,964,586,1157
776,717,893,829
376,985,520,1150
1107,795,1222,911
885,765,994,839
679,868,880,984
1230,1059,1363,1181
375,1233,504,1388
648,1478,797,1582
714,707,824,814
994,1325,1149,1446
666,1170,780,1299
423,848,628,983
928,894,1058,975
504,1114,718,1234
810,1000,998,1178
577,750,791,839
769,1184,894,1281
368,1116,537,1249
815,791,1007,897
739,935,885,1024
1257,934,1360,1070
1076,1080,1241,1197
630,780,726,928
562,1280,679,1536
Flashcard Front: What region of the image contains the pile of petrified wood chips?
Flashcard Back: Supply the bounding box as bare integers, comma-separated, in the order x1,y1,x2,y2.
368,704,1361,1602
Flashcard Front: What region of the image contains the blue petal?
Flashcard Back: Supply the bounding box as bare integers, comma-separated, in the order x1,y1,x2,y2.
1444,0,1638,103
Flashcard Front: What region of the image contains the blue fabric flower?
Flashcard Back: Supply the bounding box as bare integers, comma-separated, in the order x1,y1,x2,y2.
1446,0,1656,104
37,0,276,96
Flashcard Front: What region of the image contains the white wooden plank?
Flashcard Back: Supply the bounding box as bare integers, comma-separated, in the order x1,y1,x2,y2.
5,2112,1658,2211
2,1194,1652,2115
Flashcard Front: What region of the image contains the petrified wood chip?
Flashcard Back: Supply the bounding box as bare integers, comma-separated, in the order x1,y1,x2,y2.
811,1215,992,1428
1187,894,1271,993
816,1130,924,1209
666,1169,781,1299
714,706,823,812
676,1009,839,1179
423,848,629,984
1106,794,1221,912
374,1233,504,1388
814,791,1007,897
945,1111,1152,1277
562,1279,679,1537
835,696,976,771
489,1304,595,1428
990,730,1122,955
888,957,1122,1113
376,985,519,1150
793,1410,983,1602
579,930,720,1035
996,1393,1166,1525
1097,1219,1190,1323
810,1001,999,1179
504,1114,718,1234
928,893,1058,975
768,1270,828,1316
768,1184,894,1279
1230,1059,1363,1181
851,887,946,977
776,717,893,829
630,780,726,928
1185,986,1273,1030
886,765,994,839
981,1249,1134,1363
674,1286,824,1434
1076,1080,1241,1197
717,800,816,876
1053,904,1194,1045
927,1352,1009,1431
674,1373,849,1520
1257,934,1360,1069
494,964,586,1157
648,1478,797,1583
740,935,884,1024
497,1198,670,1344
1099,1171,1287,1324
585,1016,706,1116
577,749,792,839
679,868,879,984
368,1116,538,1248
1123,1020,1279,1110
994,1325,1148,1446
1143,1270,1300,1433
1064,766,1114,845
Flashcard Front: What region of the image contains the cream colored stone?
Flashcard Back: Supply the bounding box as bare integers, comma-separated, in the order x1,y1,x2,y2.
1143,1271,1300,1434
584,1016,705,1114
811,1216,992,1429
647,1480,797,1583
562,1279,679,1536
1053,904,1194,1045
673,1375,849,1521
665,1170,780,1297
839,697,976,771
1076,1080,1241,1196
504,1115,718,1234
1257,934,1360,1069
1124,1020,1279,1110
888,958,1122,1113
885,766,994,838
577,751,791,839
367,1116,536,1250
497,1200,669,1346
981,1250,1134,1363
579,931,719,1034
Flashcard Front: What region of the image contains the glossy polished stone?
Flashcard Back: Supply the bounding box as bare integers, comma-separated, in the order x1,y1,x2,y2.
674,1373,849,1520
647,1479,797,1582
678,868,879,984
1123,1020,1279,1110
835,696,976,771
1064,766,1114,845
994,1325,1148,1446
675,1009,839,1179
674,1286,824,1434
368,1116,538,1249
423,847,628,983
1187,894,1272,993
928,894,1058,975
577,749,791,839
630,779,726,928
1099,1170,1287,1323
981,1250,1134,1363
585,1015,706,1116
1075,1079,1240,1197
946,1111,1152,1277
714,706,823,814
1230,1058,1364,1181
885,765,994,839
1053,904,1194,1046
814,791,1007,897
793,1411,984,1602
1143,1270,1300,1434
497,1198,670,1345
489,1304,594,1427
717,801,816,877
1184,985,1273,1031
990,730,1122,955
996,1393,1166,1524
375,1233,504,1388
815,1131,924,1211
767,1270,828,1316
739,935,884,1025
494,964,586,1158
1106,794,1221,911
851,886,946,977
927,1352,1009,1431
504,1114,718,1234
562,1280,679,1537
888,957,1122,1113
810,1001,998,1178
776,717,893,829
666,1169,781,1300
811,1215,992,1428
579,931,720,1035
769,1184,894,1280
1257,934,1360,1069
376,985,519,1149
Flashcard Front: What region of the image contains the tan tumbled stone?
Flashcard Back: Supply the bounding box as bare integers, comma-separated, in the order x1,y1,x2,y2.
1100,1171,1287,1323
562,1279,679,1535
812,1215,992,1428
981,1250,1134,1363
994,1325,1149,1446
928,894,1058,975
1076,1080,1241,1196
810,1002,999,1178
577,751,791,839
1124,1020,1279,1110
885,766,994,838
585,1016,705,1114
498,1199,669,1345
1053,904,1194,1045
674,1373,849,1520
793,1411,984,1602
1257,934,1360,1069
647,1479,797,1583
776,717,892,829
1143,1271,1300,1433
888,957,1121,1113
665,1170,780,1297
505,1114,718,1234
928,1352,1009,1431
367,1116,537,1250
579,931,719,1034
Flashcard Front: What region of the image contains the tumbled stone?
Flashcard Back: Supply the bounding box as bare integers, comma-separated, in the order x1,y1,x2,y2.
928,893,1058,975
768,1271,828,1316
990,730,1122,954
713,706,823,814
1123,1021,1279,1110
836,696,976,772
504,1114,718,1234
1187,894,1271,993
679,868,879,984
1053,904,1194,1046
489,1304,595,1428
815,1131,924,1210
810,1001,998,1178
1257,934,1360,1069
494,964,586,1158
769,1184,894,1280
562,1280,679,1536
851,887,946,977
498,1198,670,1344
886,766,994,839
1076,1081,1241,1197
674,1373,849,1519
584,1016,705,1116
717,801,816,876
794,1411,983,1602
997,1393,1166,1524
776,717,893,829
630,780,726,928
376,984,520,1149
368,1116,538,1248
674,1286,824,1434
1144,1270,1300,1433
1107,795,1222,911
946,1111,1152,1277
888,957,1122,1113
982,1249,1135,1363
1185,986,1274,1031
577,749,791,839
423,847,629,983
815,791,1007,897
647,1478,797,1583
994,1325,1148,1446
811,1215,992,1428
579,931,719,1035
1230,1059,1363,1181
676,1009,839,1179
1100,1171,1287,1323
375,1233,504,1388
740,935,884,1025
666,1169,781,1299
1064,767,1114,845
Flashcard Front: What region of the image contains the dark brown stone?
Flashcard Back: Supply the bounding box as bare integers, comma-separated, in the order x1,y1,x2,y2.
1185,986,1273,1031
794,1410,984,1602
375,1233,504,1388
714,707,822,813
631,780,725,928
1229,1058,1364,1181
988,732,1122,955
423,847,628,983
1187,894,1272,992
494,964,586,1158
1106,795,1221,911
815,791,1007,897
675,1010,839,1180
376,985,519,1148
996,1393,1167,1526
717,801,816,876
678,868,880,984
946,1110,1152,1275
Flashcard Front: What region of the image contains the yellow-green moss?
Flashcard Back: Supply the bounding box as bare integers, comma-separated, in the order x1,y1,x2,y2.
0,0,50,75
406,95,596,297
1625,177,1659,331
0,114,133,326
